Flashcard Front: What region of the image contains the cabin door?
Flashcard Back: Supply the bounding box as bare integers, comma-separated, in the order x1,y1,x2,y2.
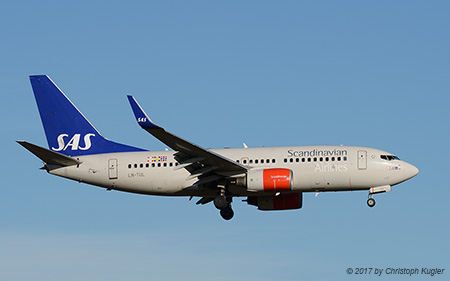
357,150,367,170
108,159,118,179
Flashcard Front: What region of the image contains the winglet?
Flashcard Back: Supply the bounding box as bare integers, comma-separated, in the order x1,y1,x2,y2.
127,96,160,129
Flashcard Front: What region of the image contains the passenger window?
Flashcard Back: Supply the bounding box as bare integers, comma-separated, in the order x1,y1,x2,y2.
326,157,329,162
313,157,317,162
128,164,131,169
146,163,149,168
169,163,173,167
164,163,167,167
290,158,294,163
331,157,335,161
272,159,276,163
296,158,299,163
157,163,161,167
308,158,311,162
152,163,155,167
337,157,341,161
343,157,347,161
284,159,287,163
302,158,305,162
255,159,259,164
320,157,323,162
134,164,137,168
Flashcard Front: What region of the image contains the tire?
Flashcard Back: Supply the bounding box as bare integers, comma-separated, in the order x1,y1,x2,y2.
214,196,228,210
367,198,376,208
220,206,234,220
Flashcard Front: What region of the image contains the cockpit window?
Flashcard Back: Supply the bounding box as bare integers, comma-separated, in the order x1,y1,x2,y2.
380,155,400,161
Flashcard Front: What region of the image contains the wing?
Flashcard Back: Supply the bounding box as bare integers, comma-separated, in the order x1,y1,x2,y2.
127,96,248,187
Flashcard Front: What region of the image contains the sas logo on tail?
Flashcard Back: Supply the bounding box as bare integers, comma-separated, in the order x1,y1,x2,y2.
52,133,95,151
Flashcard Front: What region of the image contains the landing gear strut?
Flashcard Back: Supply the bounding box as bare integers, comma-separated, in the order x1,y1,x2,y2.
366,185,391,208
213,183,234,220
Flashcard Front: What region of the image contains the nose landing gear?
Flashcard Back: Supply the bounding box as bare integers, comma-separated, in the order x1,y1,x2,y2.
366,185,391,208
367,196,376,208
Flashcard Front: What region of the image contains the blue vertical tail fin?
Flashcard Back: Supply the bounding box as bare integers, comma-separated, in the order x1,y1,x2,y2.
30,75,145,156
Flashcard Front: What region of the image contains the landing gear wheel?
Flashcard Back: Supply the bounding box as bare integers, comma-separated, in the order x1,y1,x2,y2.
220,206,234,220
367,198,376,208
214,196,228,210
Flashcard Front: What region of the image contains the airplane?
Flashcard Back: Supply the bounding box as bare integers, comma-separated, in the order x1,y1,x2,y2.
18,75,419,220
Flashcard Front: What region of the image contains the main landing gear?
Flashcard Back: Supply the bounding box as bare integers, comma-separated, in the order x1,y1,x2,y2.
214,187,234,220
214,195,234,220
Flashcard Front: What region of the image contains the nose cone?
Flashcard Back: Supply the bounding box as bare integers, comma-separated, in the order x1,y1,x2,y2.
403,162,419,181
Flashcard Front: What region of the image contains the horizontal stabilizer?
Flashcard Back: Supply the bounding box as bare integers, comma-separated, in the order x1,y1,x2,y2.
17,141,82,166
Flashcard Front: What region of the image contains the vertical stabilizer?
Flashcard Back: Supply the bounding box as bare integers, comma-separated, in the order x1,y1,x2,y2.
29,75,145,156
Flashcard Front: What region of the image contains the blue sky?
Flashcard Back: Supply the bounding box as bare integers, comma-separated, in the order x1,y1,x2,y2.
1,1,449,280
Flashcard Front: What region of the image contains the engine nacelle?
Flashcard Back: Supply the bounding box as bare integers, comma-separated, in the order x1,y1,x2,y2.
238,168,293,192
247,193,303,210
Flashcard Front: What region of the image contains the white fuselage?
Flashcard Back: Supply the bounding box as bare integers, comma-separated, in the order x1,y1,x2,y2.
49,145,418,197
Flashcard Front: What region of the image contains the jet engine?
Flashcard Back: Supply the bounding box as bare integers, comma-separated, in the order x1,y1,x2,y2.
247,193,303,210
236,168,293,192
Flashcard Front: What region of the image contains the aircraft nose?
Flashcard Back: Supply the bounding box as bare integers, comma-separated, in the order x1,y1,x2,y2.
403,162,419,180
